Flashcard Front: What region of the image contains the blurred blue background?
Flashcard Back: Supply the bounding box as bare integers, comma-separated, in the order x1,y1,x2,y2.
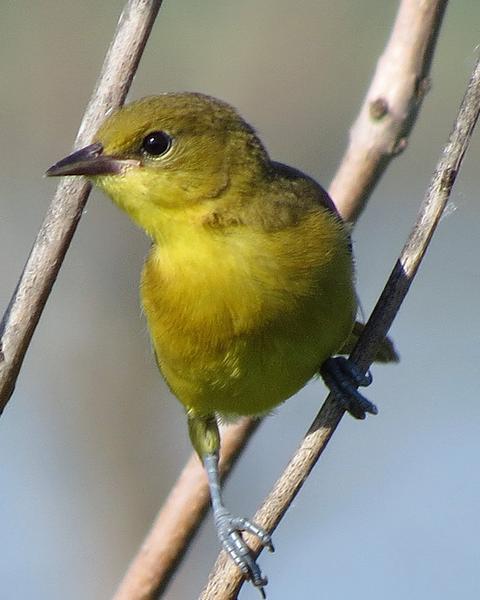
1,1,479,598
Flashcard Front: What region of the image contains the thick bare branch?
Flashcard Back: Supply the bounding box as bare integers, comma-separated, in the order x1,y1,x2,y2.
200,52,480,600
0,0,163,413
114,2,449,597
331,0,448,222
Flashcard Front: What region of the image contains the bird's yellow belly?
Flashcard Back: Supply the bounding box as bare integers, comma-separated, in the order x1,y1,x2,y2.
141,233,355,417
177,309,352,417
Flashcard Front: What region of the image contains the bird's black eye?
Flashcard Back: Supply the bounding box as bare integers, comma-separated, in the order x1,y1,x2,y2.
141,131,172,156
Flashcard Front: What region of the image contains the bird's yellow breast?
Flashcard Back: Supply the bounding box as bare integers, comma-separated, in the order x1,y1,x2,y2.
141,207,356,417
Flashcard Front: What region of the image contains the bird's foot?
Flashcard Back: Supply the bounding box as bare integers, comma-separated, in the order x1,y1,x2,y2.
321,356,377,419
214,510,274,597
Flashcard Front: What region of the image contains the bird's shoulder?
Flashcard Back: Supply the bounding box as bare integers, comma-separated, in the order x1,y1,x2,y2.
269,161,340,217
201,160,347,238
242,161,343,233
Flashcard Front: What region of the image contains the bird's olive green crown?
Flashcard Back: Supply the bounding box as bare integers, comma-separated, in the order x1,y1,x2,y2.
96,92,266,161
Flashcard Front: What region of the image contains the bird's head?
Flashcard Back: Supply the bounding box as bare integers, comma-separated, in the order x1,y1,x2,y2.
47,93,269,237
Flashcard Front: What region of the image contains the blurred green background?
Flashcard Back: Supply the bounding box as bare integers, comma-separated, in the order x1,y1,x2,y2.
1,1,479,598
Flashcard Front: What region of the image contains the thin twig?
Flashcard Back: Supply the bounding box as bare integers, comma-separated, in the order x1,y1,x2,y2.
0,0,163,413
331,0,448,222
200,53,480,600
113,2,448,597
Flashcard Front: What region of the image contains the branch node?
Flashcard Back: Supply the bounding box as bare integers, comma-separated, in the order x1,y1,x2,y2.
416,76,432,100
441,167,457,190
369,97,389,120
392,136,409,155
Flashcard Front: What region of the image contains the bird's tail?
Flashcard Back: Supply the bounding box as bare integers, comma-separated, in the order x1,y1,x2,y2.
339,321,399,364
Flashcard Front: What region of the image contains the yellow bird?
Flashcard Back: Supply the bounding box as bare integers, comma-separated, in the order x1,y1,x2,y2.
47,93,395,594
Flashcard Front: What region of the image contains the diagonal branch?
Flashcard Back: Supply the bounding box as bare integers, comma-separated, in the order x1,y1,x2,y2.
331,0,448,222
112,2,449,597
0,0,164,414
199,51,480,600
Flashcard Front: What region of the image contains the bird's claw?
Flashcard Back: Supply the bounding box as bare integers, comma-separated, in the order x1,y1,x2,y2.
215,511,272,596
321,356,377,419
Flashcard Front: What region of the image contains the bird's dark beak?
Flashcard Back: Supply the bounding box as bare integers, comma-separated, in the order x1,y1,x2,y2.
46,142,138,177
